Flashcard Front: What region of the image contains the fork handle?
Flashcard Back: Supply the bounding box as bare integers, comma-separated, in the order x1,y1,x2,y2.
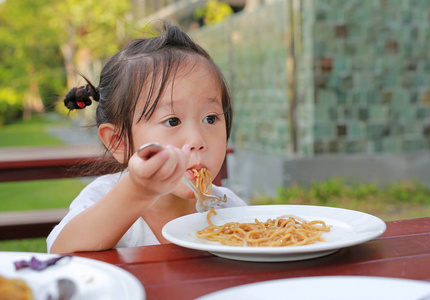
137,142,164,160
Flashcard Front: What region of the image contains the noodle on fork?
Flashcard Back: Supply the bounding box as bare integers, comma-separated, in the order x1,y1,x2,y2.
192,167,212,195
196,209,332,247
186,167,226,212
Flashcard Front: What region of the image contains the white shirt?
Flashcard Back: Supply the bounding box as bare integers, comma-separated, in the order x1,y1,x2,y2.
47,172,247,252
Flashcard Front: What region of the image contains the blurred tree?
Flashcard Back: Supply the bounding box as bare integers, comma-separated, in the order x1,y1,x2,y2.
48,0,130,91
0,0,64,122
0,0,133,123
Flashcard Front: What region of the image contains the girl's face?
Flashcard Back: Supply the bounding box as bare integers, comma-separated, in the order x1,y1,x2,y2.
132,60,227,199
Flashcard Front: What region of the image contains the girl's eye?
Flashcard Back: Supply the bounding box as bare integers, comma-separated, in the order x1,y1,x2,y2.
163,117,181,127
203,115,217,125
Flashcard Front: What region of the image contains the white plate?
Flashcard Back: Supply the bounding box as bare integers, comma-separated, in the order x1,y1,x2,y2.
195,276,430,300
162,205,386,262
0,252,145,300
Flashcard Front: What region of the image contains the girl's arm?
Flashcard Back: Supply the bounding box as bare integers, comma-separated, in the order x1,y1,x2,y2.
50,146,189,253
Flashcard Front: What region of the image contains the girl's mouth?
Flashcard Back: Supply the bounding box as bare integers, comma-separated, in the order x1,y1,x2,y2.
187,163,205,175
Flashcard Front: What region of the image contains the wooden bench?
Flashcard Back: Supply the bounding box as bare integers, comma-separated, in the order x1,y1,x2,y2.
0,145,233,241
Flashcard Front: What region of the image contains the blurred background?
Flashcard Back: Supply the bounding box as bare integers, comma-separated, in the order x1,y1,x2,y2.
1,0,430,250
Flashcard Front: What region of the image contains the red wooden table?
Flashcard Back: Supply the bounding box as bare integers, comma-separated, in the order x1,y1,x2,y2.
72,217,430,300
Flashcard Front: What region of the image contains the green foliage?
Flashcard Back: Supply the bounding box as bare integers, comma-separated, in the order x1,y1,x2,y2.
308,178,346,204
251,178,430,220
0,0,133,124
385,181,430,203
0,0,65,122
194,0,234,26
48,0,130,58
0,88,22,124
252,178,430,206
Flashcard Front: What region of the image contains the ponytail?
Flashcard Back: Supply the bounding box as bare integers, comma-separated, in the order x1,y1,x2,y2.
64,81,100,111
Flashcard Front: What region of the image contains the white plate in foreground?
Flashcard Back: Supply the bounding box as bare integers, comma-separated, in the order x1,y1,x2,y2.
0,252,145,300
195,276,430,300
162,205,386,262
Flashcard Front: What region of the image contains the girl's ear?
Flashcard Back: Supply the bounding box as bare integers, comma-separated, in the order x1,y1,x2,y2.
98,123,127,163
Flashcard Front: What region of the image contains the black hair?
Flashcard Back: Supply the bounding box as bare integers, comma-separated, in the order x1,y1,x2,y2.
64,20,233,171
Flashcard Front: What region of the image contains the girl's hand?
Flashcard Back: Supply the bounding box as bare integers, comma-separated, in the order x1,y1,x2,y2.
127,143,191,200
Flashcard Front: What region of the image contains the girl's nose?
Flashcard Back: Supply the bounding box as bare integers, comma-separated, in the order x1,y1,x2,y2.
187,126,207,151
190,144,205,151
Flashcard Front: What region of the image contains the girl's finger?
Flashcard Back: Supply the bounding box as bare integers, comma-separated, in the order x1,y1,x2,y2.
156,145,191,182
131,149,169,178
155,146,183,181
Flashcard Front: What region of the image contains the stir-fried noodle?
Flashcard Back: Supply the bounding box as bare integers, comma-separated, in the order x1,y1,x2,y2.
196,209,332,247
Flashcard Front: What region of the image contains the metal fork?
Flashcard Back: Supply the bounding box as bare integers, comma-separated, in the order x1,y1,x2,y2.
137,143,227,212
181,176,227,212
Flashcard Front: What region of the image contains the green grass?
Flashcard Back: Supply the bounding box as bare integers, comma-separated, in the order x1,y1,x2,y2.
0,238,49,253
0,114,87,252
0,179,86,211
0,114,66,147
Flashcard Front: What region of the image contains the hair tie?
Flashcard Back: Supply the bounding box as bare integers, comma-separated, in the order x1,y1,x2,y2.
64,86,93,111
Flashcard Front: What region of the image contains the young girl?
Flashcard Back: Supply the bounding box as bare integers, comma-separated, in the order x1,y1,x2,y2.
47,21,247,253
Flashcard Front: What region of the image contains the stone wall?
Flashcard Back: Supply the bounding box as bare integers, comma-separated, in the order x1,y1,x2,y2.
190,0,430,199
311,0,430,155
191,1,292,156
